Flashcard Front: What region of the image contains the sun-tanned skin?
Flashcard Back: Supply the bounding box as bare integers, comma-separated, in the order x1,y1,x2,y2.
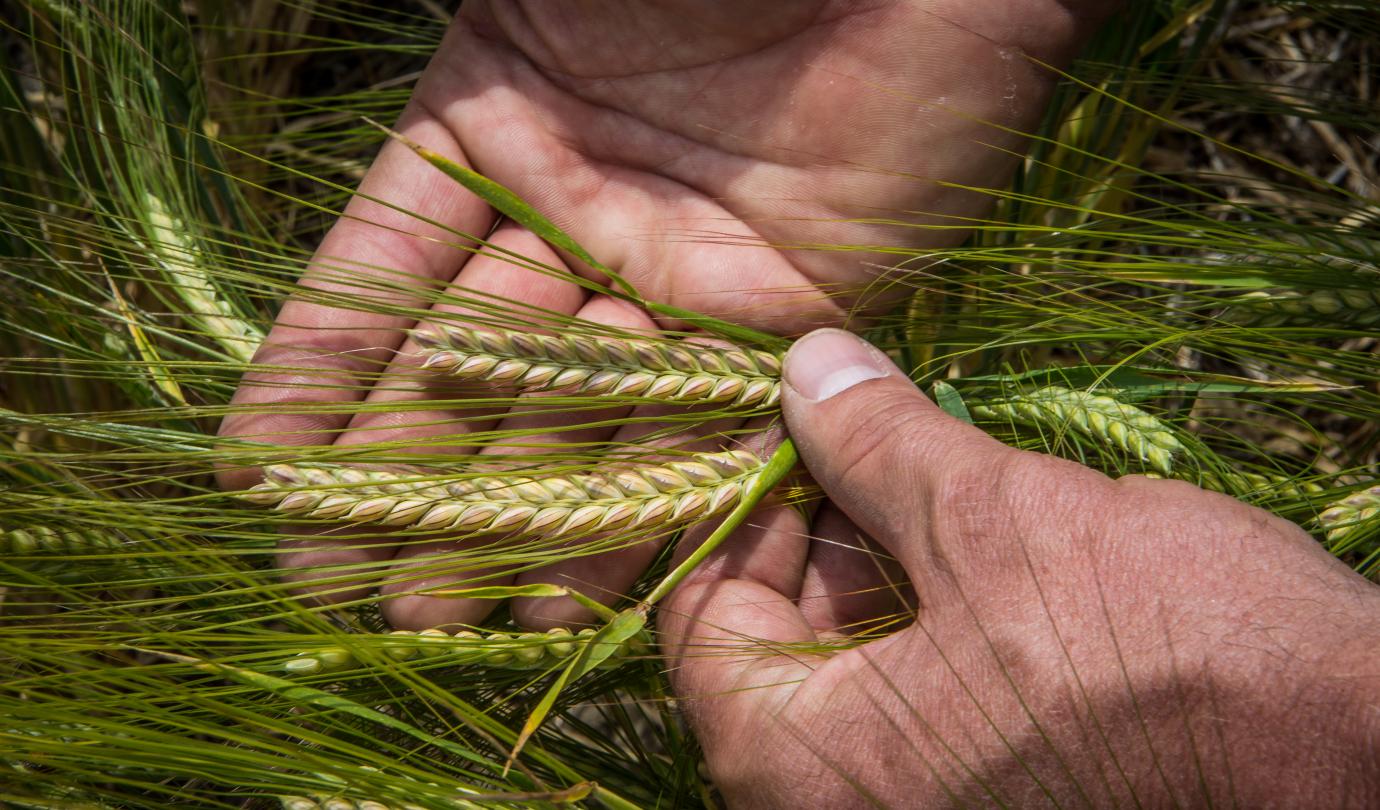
662,329,1380,807
221,3,1380,805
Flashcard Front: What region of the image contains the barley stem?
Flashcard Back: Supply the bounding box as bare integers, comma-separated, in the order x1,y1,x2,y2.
641,439,798,609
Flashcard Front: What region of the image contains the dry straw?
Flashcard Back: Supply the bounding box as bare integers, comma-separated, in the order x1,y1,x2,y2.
413,323,782,407
283,626,644,675
242,449,765,537
969,385,1183,475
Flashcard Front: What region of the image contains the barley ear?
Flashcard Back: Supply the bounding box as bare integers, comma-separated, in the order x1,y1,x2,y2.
242,450,766,539
1317,484,1380,547
142,191,263,363
282,625,645,676
970,386,1183,475
1225,288,1380,328
2,526,121,554
413,323,782,407
1191,470,1325,500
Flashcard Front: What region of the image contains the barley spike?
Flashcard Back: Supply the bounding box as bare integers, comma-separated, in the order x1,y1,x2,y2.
1226,288,1380,328
1192,470,1325,500
242,449,764,537
413,323,781,407
970,386,1183,475
2,526,121,554
283,626,645,675
1317,484,1380,547
280,767,489,810
143,192,263,362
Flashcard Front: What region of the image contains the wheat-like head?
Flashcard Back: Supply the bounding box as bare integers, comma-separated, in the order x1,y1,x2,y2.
282,626,645,676
1317,484,1380,545
2,526,121,554
241,449,765,537
143,192,263,363
1227,288,1380,328
412,323,781,407
970,386,1184,475
1193,470,1325,500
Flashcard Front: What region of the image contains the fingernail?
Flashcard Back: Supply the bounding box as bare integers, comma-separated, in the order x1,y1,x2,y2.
784,329,893,402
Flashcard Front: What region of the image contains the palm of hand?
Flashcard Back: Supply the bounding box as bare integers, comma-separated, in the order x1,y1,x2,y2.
432,0,1084,327
221,0,1092,630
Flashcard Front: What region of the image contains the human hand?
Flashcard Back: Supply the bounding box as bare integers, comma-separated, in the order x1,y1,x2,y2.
662,329,1380,808
219,1,1115,630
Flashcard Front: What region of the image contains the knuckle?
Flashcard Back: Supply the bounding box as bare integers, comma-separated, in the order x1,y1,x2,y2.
930,451,1015,519
1110,473,1245,521
929,449,1113,541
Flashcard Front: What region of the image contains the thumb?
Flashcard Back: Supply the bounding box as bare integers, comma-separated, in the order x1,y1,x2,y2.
780,329,1020,567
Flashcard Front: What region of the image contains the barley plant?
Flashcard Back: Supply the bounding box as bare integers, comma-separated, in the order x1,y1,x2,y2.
2,1,1377,807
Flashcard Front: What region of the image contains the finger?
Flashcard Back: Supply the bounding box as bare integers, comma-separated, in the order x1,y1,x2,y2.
797,503,910,636
779,329,1031,574
658,492,815,754
218,100,498,490
378,535,517,631
273,525,401,607
332,223,587,455
382,296,657,631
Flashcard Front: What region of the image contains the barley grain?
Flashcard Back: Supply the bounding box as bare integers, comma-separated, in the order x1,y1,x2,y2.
279,795,482,810
970,386,1183,475
413,323,781,407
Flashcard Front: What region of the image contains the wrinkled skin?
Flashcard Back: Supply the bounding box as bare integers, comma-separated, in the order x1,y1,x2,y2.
220,0,1114,629
660,329,1380,808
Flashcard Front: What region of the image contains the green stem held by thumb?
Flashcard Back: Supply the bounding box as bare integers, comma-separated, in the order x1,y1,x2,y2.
639,438,800,612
